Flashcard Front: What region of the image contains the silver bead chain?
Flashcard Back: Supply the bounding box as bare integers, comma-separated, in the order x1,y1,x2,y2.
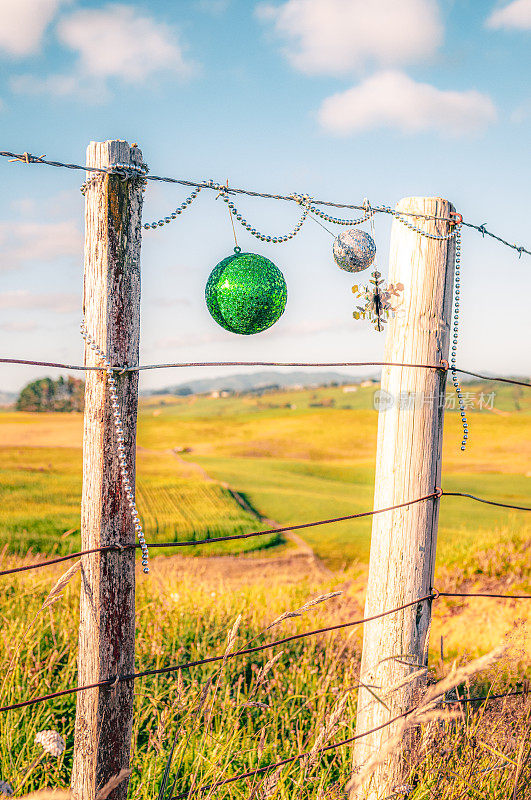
80,320,150,572
137,180,456,244
309,202,374,226
219,190,310,243
142,186,202,230
388,208,457,241
449,226,468,451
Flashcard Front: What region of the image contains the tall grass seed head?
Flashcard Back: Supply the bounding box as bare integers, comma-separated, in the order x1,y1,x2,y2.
35,729,65,757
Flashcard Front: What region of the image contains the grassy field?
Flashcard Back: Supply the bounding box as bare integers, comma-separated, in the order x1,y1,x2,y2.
0,380,530,797
0,434,277,558
1,380,530,570
1,556,530,799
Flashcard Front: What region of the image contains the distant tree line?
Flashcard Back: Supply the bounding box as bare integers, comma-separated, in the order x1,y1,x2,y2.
17,376,84,412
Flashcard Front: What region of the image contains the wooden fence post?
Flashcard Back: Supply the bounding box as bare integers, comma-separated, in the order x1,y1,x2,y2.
351,197,455,799
71,140,144,800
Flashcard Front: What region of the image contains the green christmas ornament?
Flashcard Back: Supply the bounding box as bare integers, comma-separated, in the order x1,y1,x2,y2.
205,248,287,335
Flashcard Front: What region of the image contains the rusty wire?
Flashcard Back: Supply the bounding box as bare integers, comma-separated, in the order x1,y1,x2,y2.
2,489,530,579
170,688,528,798
0,593,435,713
0,357,447,372
0,491,438,577
0,356,529,388
1,590,530,715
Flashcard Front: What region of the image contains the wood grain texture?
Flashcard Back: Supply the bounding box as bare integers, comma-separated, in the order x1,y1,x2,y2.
351,198,455,799
71,141,143,800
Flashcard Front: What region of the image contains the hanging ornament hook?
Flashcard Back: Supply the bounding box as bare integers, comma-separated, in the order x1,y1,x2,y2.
349,199,404,331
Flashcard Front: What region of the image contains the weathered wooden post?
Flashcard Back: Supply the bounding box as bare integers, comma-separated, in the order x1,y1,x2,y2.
351,197,455,798
72,140,144,800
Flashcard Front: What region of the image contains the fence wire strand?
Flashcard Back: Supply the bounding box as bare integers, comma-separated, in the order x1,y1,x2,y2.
1,356,529,388
2,489,529,578
0,593,435,713
1,590,530,715
1,150,530,256
170,688,528,798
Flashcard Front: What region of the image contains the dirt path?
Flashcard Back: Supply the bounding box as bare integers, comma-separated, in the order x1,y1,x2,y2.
169,448,333,578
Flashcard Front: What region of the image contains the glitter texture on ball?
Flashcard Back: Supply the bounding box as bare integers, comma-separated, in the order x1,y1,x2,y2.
333,229,376,273
205,250,287,335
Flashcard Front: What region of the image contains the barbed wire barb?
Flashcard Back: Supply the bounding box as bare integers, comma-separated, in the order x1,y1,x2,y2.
1,150,529,256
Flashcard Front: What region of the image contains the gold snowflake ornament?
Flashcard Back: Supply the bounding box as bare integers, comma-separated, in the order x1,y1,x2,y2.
352,271,404,332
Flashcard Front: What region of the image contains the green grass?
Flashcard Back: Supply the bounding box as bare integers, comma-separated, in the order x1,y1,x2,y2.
0,446,278,558
190,456,531,571
1,379,529,568
0,563,529,799
0,383,530,798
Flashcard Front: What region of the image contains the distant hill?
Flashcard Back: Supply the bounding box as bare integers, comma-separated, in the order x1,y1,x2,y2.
142,370,371,397
0,391,16,407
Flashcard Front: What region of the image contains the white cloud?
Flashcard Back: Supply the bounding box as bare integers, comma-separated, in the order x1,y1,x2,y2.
256,0,442,75
0,320,40,332
10,73,110,104
0,220,82,269
12,4,195,101
0,290,78,313
57,4,194,82
318,71,497,137
0,0,68,56
486,0,531,30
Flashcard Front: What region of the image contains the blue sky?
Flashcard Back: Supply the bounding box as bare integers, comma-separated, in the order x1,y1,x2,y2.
0,0,530,394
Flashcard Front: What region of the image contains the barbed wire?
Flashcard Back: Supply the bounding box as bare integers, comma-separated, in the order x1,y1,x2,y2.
170,687,529,799
1,590,529,714
2,489,530,578
462,220,530,258
1,356,529,388
1,150,530,256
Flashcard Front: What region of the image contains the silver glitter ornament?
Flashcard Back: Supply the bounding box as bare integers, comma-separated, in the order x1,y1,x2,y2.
333,229,376,273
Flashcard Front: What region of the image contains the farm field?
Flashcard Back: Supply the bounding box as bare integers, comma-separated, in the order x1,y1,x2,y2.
1,379,530,798
1,380,530,573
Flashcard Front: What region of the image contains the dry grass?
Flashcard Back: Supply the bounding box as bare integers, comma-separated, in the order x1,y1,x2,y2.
0,553,529,799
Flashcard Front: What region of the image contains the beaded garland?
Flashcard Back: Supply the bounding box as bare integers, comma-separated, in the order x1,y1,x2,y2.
333,229,376,273
205,249,287,335
450,226,468,450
